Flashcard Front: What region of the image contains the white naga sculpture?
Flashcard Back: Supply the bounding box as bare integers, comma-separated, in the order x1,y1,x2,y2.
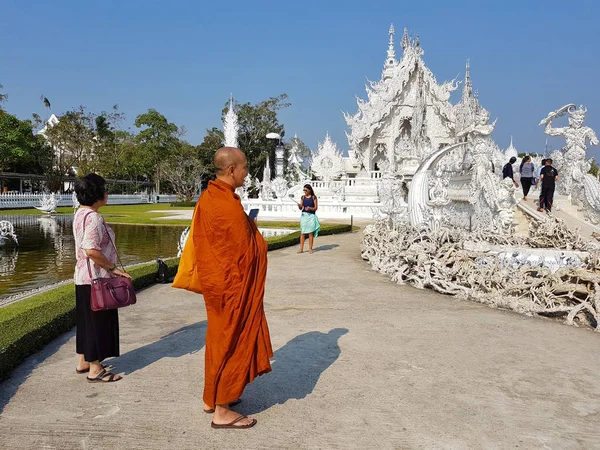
540,104,599,197
35,192,59,214
409,106,516,233
0,220,18,246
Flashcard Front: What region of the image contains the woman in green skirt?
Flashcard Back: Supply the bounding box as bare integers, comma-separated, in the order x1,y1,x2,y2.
297,184,320,254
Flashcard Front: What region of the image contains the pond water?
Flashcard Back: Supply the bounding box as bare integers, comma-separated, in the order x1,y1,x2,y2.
0,214,294,300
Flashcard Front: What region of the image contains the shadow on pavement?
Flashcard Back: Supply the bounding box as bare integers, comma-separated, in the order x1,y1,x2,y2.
112,321,207,375
241,328,349,414
313,244,340,252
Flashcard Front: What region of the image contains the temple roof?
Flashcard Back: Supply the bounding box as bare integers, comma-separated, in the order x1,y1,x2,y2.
344,27,458,151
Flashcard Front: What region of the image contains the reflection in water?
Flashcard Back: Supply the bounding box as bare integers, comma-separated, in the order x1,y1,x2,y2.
0,248,17,276
0,214,295,300
0,214,186,299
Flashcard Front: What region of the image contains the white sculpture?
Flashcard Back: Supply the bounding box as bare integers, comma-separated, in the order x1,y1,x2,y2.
311,133,345,182
287,135,308,182
541,104,598,196
177,227,190,258
0,220,18,246
35,192,59,214
260,155,274,200
344,26,458,176
223,94,239,148
235,174,253,200
72,191,80,212
362,216,600,330
271,177,289,199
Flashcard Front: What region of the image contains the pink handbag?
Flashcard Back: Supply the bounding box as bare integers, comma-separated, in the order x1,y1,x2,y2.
82,211,137,312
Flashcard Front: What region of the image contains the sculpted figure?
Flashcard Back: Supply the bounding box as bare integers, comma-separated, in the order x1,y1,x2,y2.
540,104,599,196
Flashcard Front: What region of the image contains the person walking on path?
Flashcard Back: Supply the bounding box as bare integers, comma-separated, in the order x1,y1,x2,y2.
519,155,535,200
73,174,131,383
297,184,320,254
538,159,559,213
502,157,519,188
173,147,273,430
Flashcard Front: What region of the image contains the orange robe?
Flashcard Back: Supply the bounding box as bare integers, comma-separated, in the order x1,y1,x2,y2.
173,179,273,408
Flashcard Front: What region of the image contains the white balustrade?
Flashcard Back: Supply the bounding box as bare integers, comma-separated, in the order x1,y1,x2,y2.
242,198,382,219
0,192,200,209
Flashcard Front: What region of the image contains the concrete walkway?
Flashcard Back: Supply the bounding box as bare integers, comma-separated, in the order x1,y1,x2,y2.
2,232,600,449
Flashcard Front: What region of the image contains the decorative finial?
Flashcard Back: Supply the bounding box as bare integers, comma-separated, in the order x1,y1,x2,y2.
462,59,472,101
385,23,397,67
401,27,409,50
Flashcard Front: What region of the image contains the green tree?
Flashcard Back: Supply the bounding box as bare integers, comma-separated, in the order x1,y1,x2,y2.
134,109,182,192
0,111,50,173
226,94,290,181
196,127,223,185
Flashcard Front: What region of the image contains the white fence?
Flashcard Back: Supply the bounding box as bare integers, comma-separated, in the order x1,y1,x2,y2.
242,199,383,219
0,192,197,209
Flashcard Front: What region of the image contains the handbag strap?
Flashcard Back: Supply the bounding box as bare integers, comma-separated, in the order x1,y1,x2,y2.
81,210,125,281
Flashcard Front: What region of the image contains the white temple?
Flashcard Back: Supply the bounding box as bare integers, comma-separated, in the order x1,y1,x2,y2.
243,25,518,220
342,25,459,178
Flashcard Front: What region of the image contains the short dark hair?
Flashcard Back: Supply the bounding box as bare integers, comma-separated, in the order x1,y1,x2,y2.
509,157,517,164
75,173,107,206
541,159,547,165
546,159,553,164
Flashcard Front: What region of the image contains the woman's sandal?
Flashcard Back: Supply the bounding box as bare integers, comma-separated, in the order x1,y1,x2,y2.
204,398,242,414
86,369,121,383
76,364,108,374
211,414,256,429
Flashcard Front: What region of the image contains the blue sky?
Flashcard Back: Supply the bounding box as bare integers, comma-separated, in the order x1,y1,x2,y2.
1,0,599,158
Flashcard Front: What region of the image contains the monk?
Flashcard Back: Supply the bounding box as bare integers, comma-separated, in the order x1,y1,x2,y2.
173,147,273,429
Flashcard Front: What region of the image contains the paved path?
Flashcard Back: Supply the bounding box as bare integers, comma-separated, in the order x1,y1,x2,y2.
2,232,600,449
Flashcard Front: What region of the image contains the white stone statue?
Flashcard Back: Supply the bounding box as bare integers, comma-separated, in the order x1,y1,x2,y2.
540,104,599,196
287,135,308,183
177,227,190,257
271,177,289,199
35,192,59,214
72,191,80,212
260,155,274,200
223,94,239,148
0,220,18,246
235,174,253,200
311,133,345,182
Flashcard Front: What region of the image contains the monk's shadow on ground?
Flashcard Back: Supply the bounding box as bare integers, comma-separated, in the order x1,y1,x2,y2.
312,244,339,252
240,328,349,415
111,321,207,375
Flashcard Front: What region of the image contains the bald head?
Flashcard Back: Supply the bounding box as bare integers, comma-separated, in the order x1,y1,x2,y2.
214,147,245,174
214,147,248,188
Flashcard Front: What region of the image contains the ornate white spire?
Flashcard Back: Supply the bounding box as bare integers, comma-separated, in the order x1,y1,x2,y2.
401,27,409,50
223,93,239,148
505,136,518,160
462,59,472,101
385,24,396,67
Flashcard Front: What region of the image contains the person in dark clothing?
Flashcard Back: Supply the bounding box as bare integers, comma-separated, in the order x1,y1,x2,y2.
502,157,519,188
538,159,559,213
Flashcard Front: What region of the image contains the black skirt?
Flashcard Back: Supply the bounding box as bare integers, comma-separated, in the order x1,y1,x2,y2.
75,284,120,362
